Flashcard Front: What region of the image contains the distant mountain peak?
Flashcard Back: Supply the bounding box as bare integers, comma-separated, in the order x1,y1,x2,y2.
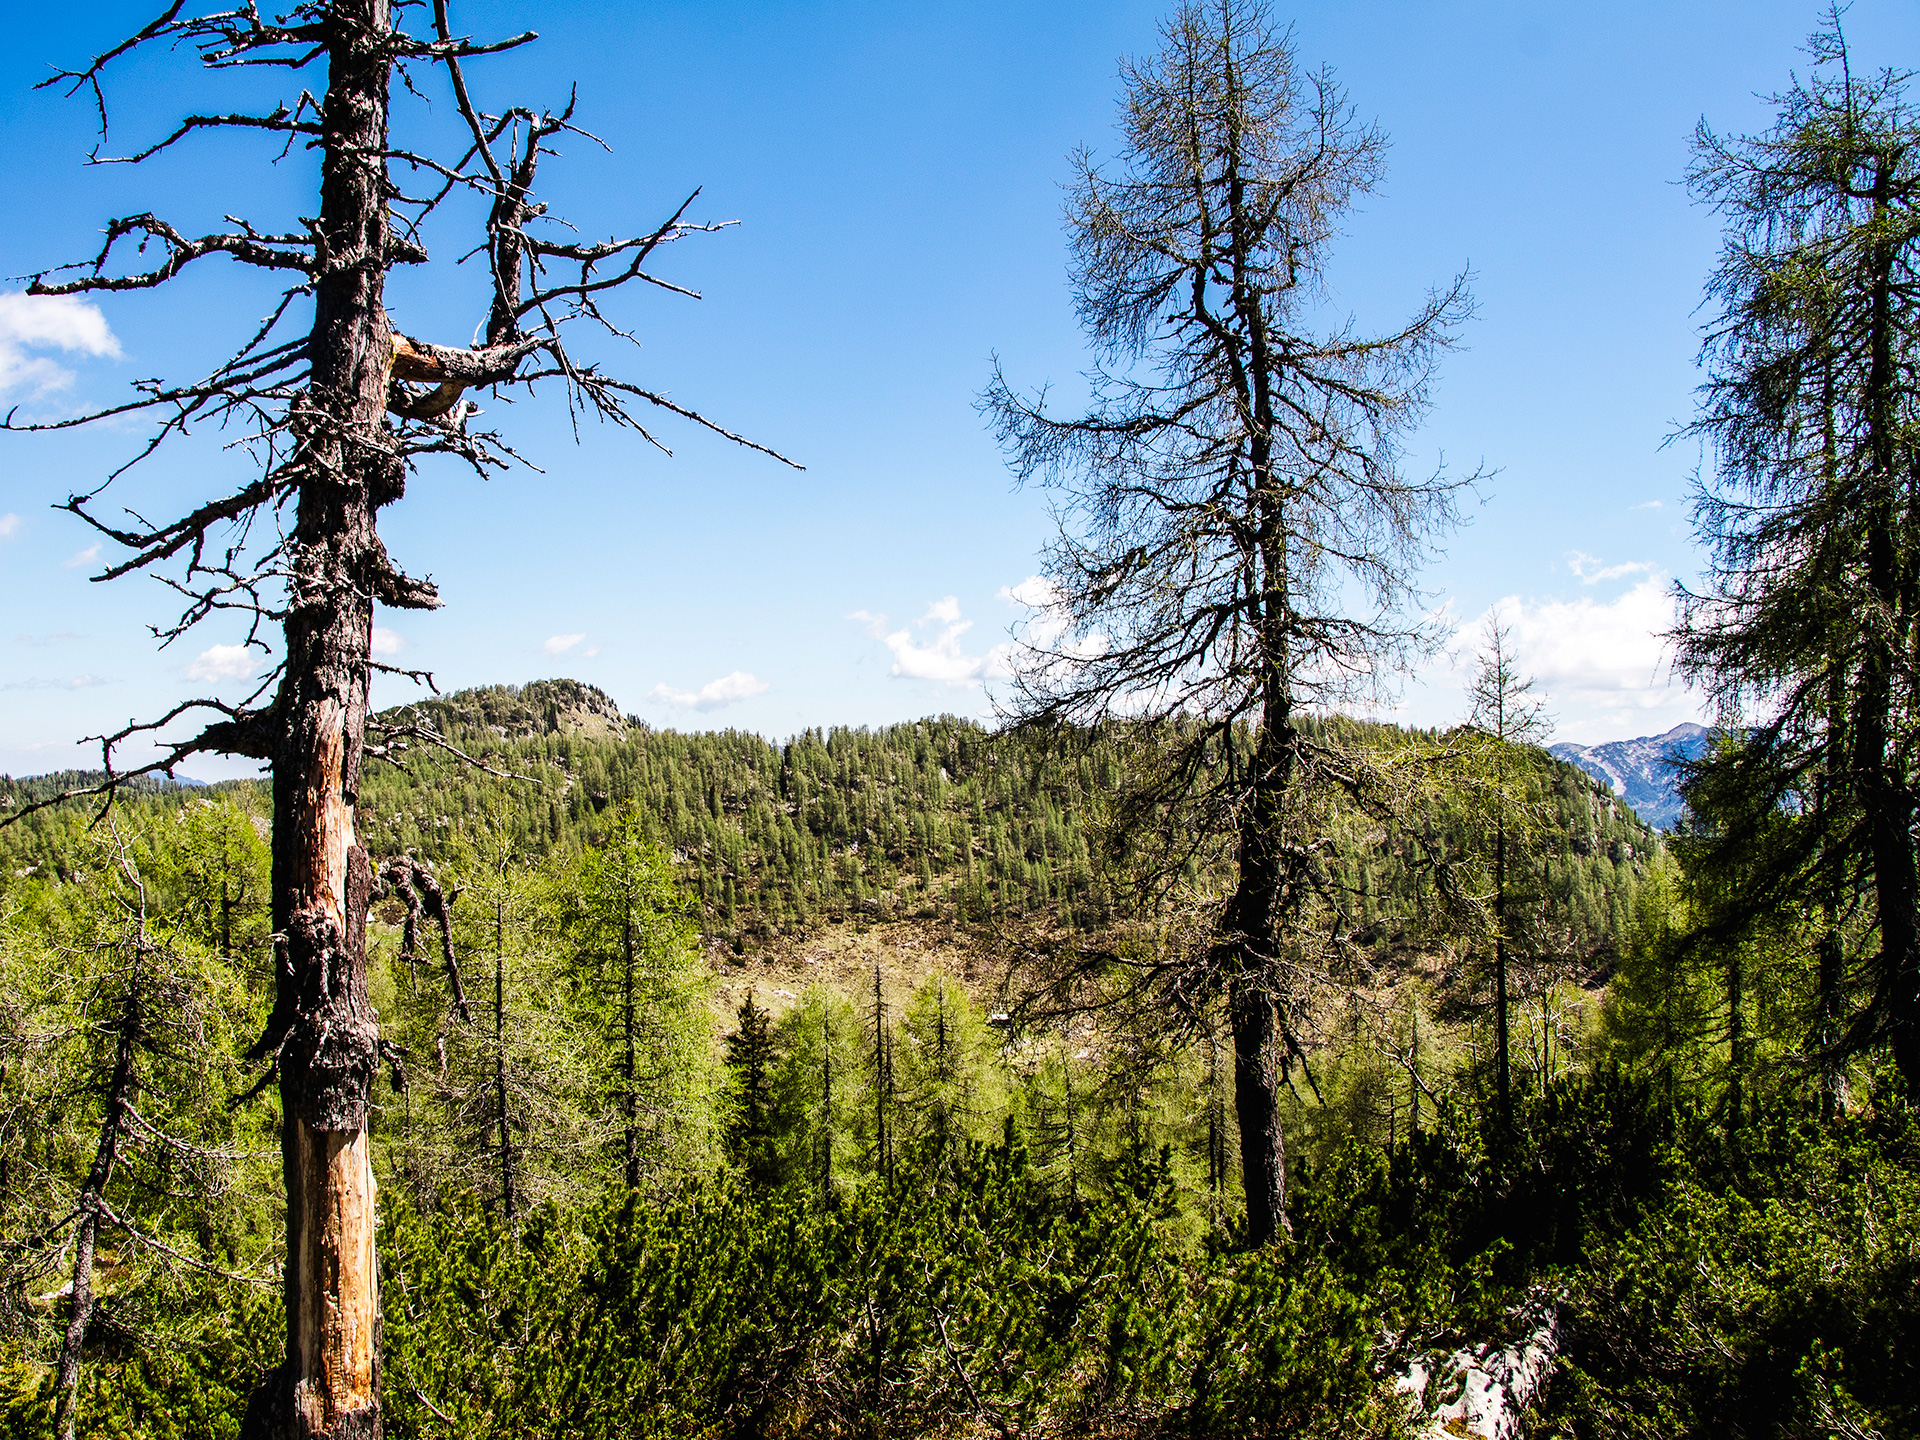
1548,722,1714,831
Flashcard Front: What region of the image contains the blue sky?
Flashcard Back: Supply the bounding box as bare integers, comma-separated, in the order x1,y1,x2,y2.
4,0,1918,779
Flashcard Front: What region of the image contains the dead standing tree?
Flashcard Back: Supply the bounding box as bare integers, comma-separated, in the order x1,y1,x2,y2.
7,4,797,1435
983,0,1473,1246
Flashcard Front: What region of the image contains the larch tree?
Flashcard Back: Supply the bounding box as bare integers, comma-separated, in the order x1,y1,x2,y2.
2,823,268,1440
572,811,715,1193
982,0,1472,1244
723,990,778,1186
1672,14,1920,1097
4,5,795,1435
1462,617,1551,1127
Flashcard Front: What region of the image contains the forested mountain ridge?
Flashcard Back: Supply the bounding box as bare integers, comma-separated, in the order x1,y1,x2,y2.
354,679,1663,960
2,681,1897,1440
2,677,1663,970
401,676,631,742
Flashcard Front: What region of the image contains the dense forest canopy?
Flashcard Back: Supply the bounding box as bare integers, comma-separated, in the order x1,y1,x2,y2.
7,679,1661,964
1,691,1911,1437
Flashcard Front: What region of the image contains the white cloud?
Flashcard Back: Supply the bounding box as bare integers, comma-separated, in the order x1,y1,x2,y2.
1437,574,1704,743
1631,499,1665,511
649,670,770,712
63,543,100,569
999,574,1109,674
851,597,1014,687
1566,550,1655,585
543,632,586,656
186,643,257,682
370,627,403,657
999,576,1056,609
0,292,120,399
0,514,20,542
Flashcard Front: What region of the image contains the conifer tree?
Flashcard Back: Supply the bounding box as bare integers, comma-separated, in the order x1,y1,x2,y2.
1,825,265,1440
572,813,716,1191
770,986,863,1205
898,974,999,1164
1463,619,1552,1127
725,991,778,1185
983,0,1472,1243
1673,15,1920,1093
869,965,895,1185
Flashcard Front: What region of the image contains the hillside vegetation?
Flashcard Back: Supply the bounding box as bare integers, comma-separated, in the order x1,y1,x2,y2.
337,680,1658,955
4,687,1915,1439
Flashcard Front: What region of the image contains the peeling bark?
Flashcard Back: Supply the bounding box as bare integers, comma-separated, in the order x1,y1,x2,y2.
15,7,796,1434
254,3,396,1432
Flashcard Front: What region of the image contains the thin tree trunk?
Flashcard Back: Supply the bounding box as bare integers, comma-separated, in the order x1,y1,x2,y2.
1063,1053,1079,1212
1817,661,1849,1119
622,901,638,1190
932,981,950,1155
1204,1021,1224,1196
1817,929,1848,1119
495,898,513,1226
1495,819,1511,1129
819,1006,834,1209
53,1210,101,1440
53,1014,136,1440
1727,943,1746,1134
1410,1000,1422,1137
871,964,889,1185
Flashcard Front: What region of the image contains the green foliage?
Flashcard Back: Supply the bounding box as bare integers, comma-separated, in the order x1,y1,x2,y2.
1547,1090,1920,1439
0,1279,280,1440
10,708,1911,1440
724,991,778,1184
342,686,1661,964
895,972,1004,1161
0,806,280,1440
376,1140,1405,1440
767,984,866,1205
377,804,720,1212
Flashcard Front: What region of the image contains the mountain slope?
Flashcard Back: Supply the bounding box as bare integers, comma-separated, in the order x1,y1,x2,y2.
1549,722,1712,830
352,681,1660,963
2,681,1663,972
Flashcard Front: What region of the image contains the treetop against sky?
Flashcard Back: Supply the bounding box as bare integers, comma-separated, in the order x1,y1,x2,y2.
3,0,1917,776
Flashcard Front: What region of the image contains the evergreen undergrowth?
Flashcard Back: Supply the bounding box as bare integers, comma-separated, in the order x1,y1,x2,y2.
5,1076,1912,1439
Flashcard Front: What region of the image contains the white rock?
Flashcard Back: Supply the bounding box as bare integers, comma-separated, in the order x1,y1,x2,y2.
1395,1289,1561,1440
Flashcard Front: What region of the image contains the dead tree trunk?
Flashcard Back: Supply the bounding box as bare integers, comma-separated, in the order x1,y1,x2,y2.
255,7,397,1433
1220,713,1294,1246
52,1005,136,1440
10,7,799,1435
622,901,639,1191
